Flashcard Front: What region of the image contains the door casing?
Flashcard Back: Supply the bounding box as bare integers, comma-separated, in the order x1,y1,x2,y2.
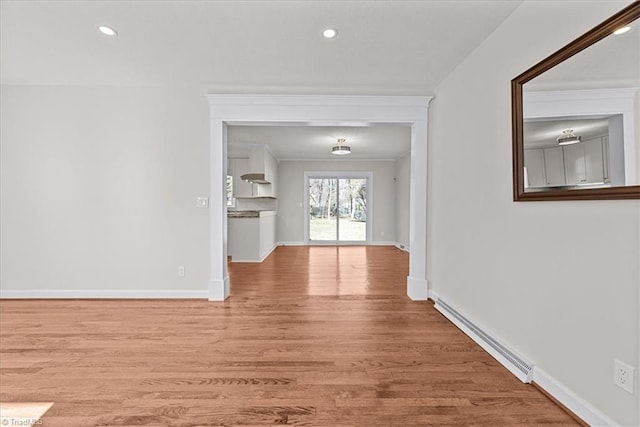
207,95,433,301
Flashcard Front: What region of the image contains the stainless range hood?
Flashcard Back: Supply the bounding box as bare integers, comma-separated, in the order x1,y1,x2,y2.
240,173,271,184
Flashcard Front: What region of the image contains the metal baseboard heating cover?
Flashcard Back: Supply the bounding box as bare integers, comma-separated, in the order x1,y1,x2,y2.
435,298,534,383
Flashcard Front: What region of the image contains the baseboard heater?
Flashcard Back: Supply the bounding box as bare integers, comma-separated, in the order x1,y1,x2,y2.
434,298,534,383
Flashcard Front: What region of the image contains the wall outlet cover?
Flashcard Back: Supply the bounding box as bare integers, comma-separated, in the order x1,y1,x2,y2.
197,197,209,208
614,359,635,394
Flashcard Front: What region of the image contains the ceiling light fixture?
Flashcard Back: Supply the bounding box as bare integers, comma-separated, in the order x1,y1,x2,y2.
98,25,118,36
557,129,581,146
323,28,338,39
613,26,631,35
331,138,351,155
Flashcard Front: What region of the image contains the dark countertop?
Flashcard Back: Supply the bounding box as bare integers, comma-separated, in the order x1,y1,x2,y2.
234,196,277,199
227,210,260,218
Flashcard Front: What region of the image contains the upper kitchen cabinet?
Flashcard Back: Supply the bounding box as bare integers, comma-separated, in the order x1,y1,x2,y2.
524,146,566,188
543,146,566,186
228,158,253,198
563,137,606,186
229,146,279,198
243,146,278,198
524,149,546,188
524,135,610,190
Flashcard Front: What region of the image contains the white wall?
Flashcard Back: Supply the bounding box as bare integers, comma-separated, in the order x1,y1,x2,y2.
428,1,639,425
395,153,410,250
277,160,396,244
0,85,211,295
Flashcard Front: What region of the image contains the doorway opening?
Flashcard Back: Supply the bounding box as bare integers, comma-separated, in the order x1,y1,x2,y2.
207,94,432,301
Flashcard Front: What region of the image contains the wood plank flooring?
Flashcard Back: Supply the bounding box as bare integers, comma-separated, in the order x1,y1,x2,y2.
0,246,578,426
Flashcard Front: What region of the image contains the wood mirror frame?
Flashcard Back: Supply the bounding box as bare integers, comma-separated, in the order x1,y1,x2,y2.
511,1,640,201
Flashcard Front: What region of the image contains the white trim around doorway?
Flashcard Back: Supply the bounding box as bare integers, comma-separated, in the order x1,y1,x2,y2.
207,94,433,301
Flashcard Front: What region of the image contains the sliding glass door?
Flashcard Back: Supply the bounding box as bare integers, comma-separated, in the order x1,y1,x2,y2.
307,174,369,243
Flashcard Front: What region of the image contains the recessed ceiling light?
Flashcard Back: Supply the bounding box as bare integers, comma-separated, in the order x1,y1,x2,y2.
613,26,631,35
98,25,118,36
322,28,338,39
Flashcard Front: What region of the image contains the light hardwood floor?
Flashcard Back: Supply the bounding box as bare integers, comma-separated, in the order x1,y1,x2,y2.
0,246,578,426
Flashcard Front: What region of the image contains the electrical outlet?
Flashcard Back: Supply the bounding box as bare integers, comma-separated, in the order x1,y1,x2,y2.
614,359,635,394
177,265,185,278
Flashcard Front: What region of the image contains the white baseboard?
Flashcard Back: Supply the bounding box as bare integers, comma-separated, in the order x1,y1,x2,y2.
277,241,400,247
428,287,438,301
229,244,278,263
407,276,429,300
395,242,410,252
208,276,229,301
260,243,278,262
0,289,209,299
370,241,397,246
533,367,619,427
432,294,619,426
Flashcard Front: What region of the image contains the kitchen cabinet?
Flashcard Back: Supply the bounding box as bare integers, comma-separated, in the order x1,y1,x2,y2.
246,146,278,198
525,147,566,187
525,136,607,188
227,211,277,262
564,137,605,185
543,146,566,186
524,149,546,188
229,158,253,197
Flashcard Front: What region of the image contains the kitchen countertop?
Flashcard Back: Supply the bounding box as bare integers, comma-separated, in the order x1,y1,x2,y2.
234,196,277,199
227,210,260,218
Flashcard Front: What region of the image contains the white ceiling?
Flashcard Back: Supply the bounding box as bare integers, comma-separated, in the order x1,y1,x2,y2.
524,116,612,149
2,1,526,160
0,0,523,93
227,125,411,160
526,15,639,91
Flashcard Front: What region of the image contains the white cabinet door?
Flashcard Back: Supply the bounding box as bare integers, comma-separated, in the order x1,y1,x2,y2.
564,143,587,185
230,158,253,197
601,136,610,183
584,138,604,184
544,147,566,186
563,138,605,185
524,149,546,188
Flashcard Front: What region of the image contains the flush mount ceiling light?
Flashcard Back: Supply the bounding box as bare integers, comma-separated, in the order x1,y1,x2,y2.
557,129,581,146
98,25,118,36
322,28,338,38
331,138,351,155
613,26,631,35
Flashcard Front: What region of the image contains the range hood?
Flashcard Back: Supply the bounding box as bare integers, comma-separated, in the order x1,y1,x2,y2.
240,173,271,184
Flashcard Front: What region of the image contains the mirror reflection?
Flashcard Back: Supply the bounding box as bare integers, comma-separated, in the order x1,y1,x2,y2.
521,17,639,193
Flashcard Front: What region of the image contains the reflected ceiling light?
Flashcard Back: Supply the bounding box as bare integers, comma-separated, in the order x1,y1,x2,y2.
557,129,581,146
331,138,351,155
613,26,631,35
323,28,338,38
98,25,118,36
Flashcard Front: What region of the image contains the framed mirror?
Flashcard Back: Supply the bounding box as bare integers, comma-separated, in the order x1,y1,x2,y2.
512,1,640,201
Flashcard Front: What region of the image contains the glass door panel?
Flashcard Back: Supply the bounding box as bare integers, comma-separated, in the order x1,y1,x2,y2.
338,178,367,242
308,176,369,243
309,178,337,241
